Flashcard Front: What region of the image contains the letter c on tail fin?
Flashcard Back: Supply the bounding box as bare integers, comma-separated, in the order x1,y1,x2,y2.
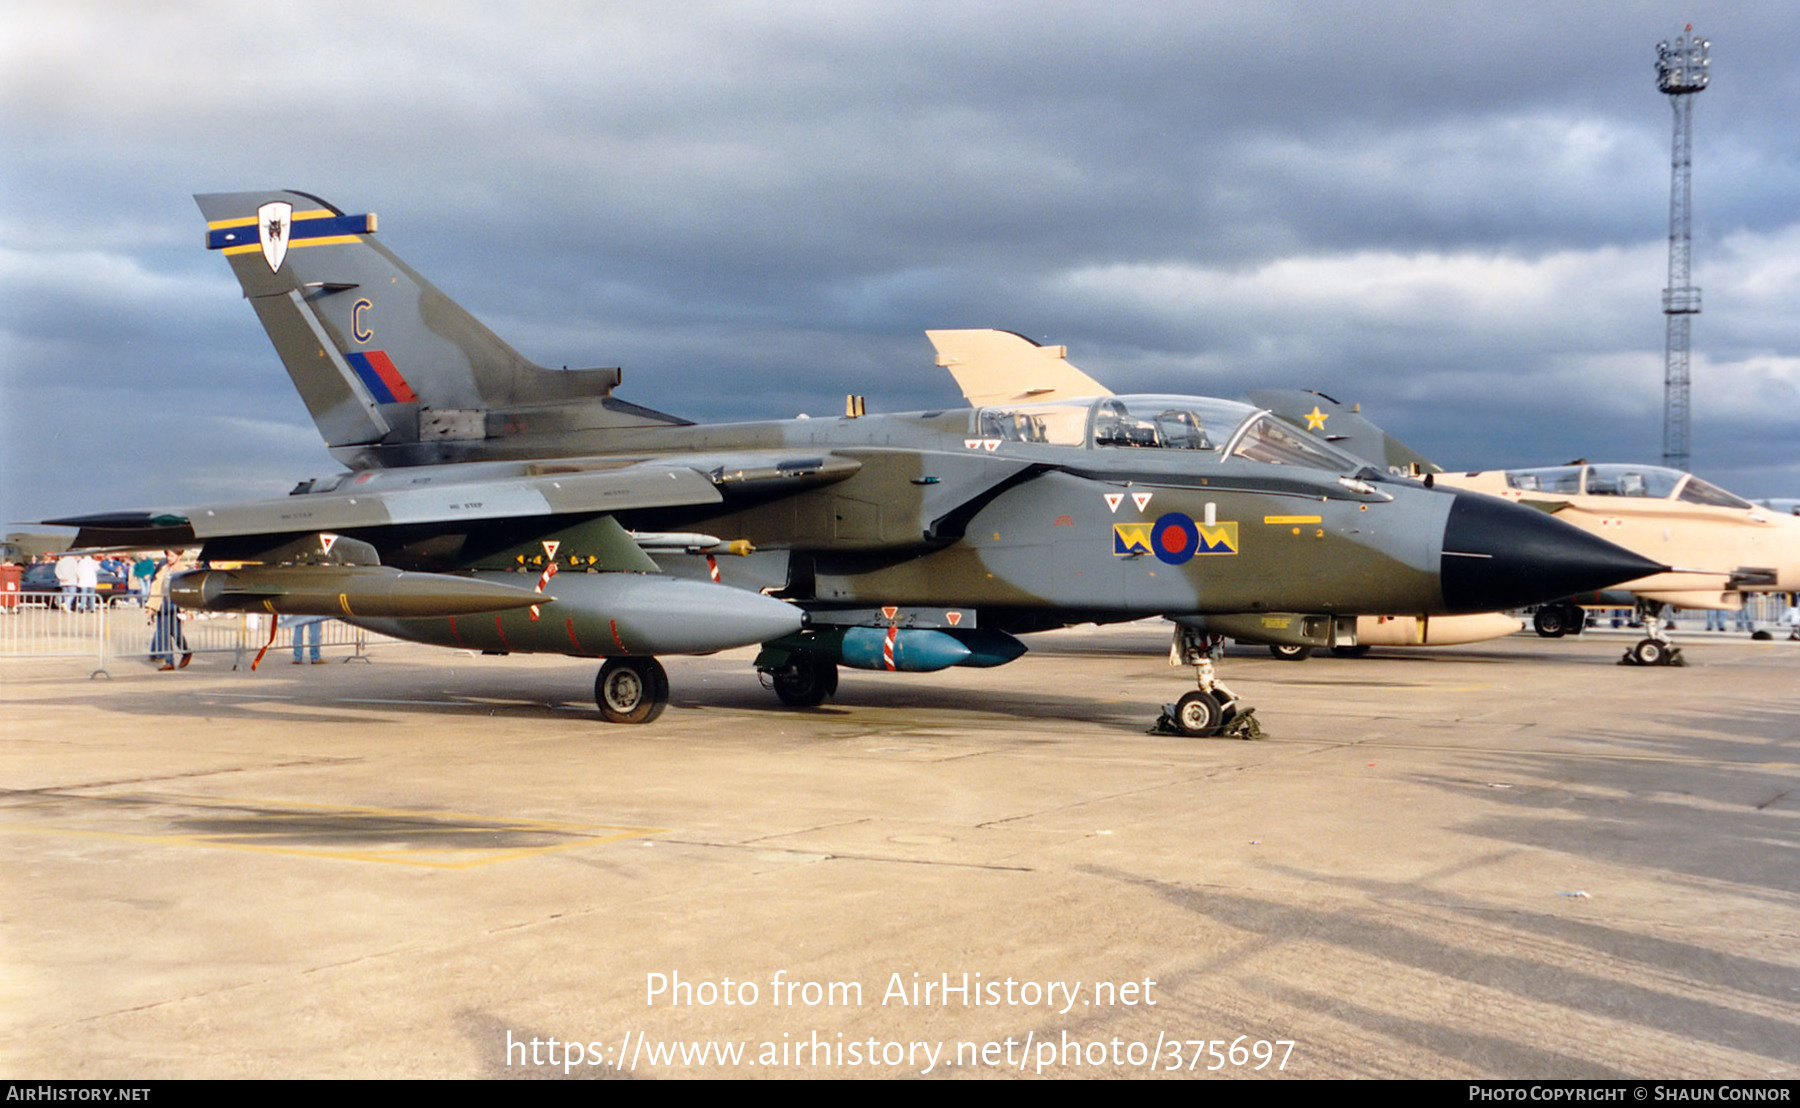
196,191,687,468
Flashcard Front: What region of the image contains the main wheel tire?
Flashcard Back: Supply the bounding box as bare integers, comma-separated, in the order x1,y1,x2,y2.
1172,690,1225,737
1268,643,1313,661
595,657,668,724
1631,638,1666,666
772,652,837,707
1534,606,1569,638
1331,644,1373,658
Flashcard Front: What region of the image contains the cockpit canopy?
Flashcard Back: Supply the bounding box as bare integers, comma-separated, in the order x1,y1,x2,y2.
972,394,1362,473
1503,463,1753,510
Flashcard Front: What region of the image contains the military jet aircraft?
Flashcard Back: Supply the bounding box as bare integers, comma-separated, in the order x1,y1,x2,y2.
1248,389,1800,666
50,193,1661,734
926,330,1531,659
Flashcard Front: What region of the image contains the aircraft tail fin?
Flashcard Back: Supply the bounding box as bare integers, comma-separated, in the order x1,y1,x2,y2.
927,329,1108,406
196,191,686,466
1248,389,1443,476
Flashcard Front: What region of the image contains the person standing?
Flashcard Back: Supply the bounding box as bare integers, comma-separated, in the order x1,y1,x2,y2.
285,615,326,664
131,553,156,606
1732,598,1755,633
54,553,78,611
75,554,100,613
146,551,191,670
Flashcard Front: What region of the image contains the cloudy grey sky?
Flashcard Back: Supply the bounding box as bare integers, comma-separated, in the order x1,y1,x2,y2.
4,0,1798,529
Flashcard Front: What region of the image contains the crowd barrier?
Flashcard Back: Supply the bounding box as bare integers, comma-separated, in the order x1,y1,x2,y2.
2,587,1790,676
1647,591,1792,630
0,592,371,677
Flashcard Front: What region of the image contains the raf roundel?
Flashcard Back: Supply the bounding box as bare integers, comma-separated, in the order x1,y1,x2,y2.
1152,512,1198,565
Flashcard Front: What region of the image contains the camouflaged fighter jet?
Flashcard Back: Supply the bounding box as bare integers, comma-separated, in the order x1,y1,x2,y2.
50,192,1662,734
927,330,1532,660
1248,389,1800,667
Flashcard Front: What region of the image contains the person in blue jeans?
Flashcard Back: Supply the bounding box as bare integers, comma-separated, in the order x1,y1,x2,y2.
287,616,326,664
146,552,190,670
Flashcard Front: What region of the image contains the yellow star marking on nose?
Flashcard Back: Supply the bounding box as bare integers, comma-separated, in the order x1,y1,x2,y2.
1305,405,1329,431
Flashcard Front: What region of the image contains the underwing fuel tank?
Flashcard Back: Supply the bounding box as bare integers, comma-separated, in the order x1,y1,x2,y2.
844,627,968,671
170,565,545,618
352,572,804,657
1354,612,1524,646
770,626,1029,672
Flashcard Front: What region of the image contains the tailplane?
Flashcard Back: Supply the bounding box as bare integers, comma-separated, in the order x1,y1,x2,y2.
197,190,686,467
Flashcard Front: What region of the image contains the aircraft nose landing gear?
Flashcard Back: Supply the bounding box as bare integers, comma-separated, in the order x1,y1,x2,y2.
1619,602,1686,667
1153,627,1265,739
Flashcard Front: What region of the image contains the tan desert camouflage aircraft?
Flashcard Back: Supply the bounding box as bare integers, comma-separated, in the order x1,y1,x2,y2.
1247,390,1800,666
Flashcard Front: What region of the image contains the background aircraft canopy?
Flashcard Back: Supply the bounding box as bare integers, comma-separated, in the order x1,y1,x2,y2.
1503,464,1754,509
1674,475,1756,510
972,394,1359,473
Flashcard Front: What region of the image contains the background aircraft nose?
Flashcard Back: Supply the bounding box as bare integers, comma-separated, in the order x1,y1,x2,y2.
1440,492,1665,614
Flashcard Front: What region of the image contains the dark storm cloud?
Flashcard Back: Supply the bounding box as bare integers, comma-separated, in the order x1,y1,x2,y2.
4,0,1799,527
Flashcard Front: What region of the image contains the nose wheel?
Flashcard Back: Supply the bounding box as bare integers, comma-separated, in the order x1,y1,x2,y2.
1623,636,1684,667
1619,602,1685,667
1171,689,1226,736
1155,628,1265,739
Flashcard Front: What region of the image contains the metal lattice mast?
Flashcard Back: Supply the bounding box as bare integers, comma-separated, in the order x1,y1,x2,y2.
1655,28,1708,471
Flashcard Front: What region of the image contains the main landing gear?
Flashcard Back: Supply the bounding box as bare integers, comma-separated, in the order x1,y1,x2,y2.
595,656,669,723
1533,601,1586,638
763,650,839,707
1154,628,1265,739
589,648,845,722
1619,601,1685,668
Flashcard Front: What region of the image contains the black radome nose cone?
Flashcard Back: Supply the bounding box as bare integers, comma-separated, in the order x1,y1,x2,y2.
1440,492,1666,613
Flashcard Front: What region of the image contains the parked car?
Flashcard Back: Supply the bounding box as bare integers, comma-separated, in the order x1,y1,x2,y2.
20,562,133,605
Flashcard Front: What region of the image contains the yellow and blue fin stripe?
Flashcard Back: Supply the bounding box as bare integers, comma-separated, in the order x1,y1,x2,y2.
205,211,377,252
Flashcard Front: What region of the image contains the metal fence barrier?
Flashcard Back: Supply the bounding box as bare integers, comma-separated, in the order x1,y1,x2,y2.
4,587,1791,674
1648,591,1792,632
0,592,372,677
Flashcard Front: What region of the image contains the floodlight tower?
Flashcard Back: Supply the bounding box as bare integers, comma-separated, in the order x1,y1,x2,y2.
1655,27,1709,472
